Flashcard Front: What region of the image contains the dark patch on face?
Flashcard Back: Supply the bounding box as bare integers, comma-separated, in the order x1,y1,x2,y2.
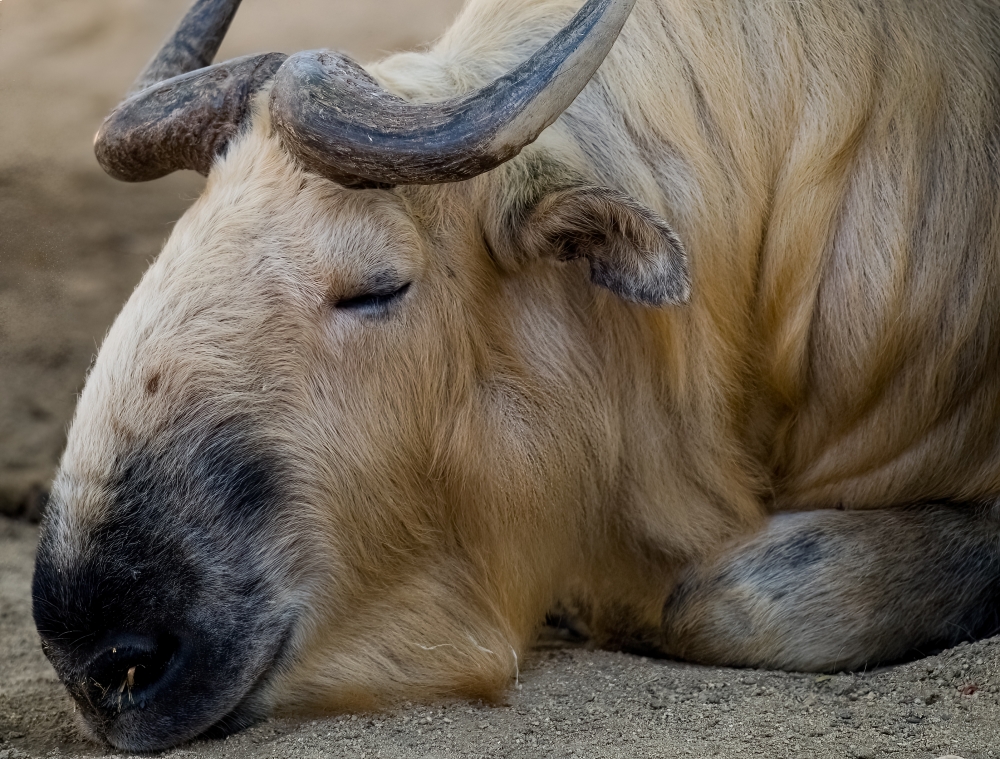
117,415,285,530
32,416,293,750
145,372,161,395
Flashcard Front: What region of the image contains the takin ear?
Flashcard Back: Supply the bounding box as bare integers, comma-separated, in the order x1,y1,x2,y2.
502,186,690,306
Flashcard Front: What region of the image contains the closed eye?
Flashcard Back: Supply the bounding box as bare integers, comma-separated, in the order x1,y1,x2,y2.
334,282,411,314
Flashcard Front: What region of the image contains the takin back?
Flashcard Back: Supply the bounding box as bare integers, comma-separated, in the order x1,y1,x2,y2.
31,0,1000,750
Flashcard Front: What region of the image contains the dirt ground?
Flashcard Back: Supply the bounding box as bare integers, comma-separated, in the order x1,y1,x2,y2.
1,1,999,757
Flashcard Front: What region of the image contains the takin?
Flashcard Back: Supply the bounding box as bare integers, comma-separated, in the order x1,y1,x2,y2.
32,0,1000,750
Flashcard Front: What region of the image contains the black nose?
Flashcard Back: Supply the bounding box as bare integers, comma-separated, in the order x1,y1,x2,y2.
82,633,179,713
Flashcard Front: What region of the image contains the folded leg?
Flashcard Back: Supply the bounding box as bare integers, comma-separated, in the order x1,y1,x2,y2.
661,504,1000,671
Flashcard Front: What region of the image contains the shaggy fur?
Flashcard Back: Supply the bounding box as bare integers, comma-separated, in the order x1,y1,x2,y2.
33,0,1000,750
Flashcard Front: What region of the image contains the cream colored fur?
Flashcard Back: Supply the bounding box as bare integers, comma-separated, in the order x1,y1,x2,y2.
52,0,1000,715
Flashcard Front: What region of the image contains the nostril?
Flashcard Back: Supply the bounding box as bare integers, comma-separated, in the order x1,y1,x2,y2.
85,633,178,709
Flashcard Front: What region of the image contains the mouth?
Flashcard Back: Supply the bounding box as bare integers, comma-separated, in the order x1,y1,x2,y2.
66,617,300,752
193,619,298,743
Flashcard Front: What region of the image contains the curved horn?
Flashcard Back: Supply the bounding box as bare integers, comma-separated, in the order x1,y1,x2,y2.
130,0,243,94
269,0,638,188
95,0,286,182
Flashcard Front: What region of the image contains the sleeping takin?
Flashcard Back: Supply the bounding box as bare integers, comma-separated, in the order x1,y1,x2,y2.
32,0,1000,750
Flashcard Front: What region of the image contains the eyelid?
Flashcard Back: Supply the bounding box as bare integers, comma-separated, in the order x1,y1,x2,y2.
334,281,411,312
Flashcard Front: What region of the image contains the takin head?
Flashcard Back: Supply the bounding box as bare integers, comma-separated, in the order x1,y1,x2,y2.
32,0,690,750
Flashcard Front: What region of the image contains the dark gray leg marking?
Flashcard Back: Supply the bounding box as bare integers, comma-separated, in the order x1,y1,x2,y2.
662,504,1000,671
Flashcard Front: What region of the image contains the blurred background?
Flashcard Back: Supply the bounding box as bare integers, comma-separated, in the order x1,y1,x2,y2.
0,0,465,519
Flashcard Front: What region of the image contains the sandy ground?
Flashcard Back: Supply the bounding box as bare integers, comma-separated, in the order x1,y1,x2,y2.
1,1,999,757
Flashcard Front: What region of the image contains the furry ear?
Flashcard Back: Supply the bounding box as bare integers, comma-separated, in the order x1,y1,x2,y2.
514,186,690,306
